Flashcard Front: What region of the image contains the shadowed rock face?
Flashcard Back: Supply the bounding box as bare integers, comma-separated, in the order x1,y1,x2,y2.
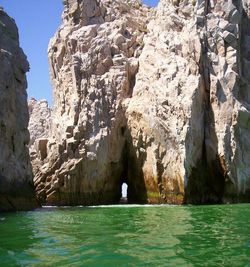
31,0,250,206
0,9,38,211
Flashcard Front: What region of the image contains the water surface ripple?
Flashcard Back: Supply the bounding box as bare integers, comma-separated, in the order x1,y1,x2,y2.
0,204,250,266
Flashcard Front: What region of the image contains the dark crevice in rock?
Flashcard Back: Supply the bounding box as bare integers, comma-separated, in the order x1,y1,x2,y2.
11,135,15,152
156,159,164,198
185,3,226,204
117,120,148,204
125,128,148,204
128,72,136,97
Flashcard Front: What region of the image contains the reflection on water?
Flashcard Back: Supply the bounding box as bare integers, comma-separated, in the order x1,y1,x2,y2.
0,204,250,266
177,205,250,266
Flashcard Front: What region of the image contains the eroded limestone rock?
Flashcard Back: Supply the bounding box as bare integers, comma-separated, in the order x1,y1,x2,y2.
28,98,51,177
127,0,250,203
127,0,203,204
28,98,51,148
0,9,38,211
32,0,250,205
33,0,150,205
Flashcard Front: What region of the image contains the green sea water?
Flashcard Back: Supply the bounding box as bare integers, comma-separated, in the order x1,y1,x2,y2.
0,204,250,267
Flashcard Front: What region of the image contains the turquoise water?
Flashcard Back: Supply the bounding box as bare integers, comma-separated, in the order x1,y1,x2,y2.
0,204,250,266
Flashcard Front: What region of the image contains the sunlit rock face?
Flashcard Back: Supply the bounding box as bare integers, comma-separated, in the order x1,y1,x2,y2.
205,0,250,203
28,98,51,177
0,9,38,211
28,98,51,148
127,0,250,204
33,0,150,205
32,0,250,205
127,0,203,204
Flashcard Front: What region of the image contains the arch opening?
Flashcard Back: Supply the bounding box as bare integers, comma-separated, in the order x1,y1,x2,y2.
119,182,128,204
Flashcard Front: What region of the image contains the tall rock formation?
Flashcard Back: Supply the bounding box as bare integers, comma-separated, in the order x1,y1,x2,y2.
32,0,250,205
127,0,250,203
33,0,150,205
0,8,38,211
127,0,203,203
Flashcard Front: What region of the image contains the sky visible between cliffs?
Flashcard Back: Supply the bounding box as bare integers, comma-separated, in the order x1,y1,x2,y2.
0,0,159,105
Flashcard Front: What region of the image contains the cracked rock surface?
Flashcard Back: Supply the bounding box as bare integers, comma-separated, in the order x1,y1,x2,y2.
32,0,250,205
32,0,150,205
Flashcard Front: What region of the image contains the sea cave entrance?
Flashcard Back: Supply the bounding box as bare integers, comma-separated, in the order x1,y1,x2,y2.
116,134,148,205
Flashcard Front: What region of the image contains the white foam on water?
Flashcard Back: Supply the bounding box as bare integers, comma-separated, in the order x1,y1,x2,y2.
87,204,173,208
41,206,59,208
41,204,175,209
41,205,85,209
0,217,6,221
7,250,15,256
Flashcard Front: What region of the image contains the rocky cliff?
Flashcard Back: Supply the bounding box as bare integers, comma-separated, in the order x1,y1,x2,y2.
127,0,250,203
28,98,51,148
32,0,150,205
0,8,37,211
28,98,51,178
32,0,250,205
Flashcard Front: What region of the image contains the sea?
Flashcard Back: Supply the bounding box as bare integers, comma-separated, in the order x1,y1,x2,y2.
0,204,250,266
